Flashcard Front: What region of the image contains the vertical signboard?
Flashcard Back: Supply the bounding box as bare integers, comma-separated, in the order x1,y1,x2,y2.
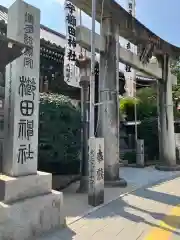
64,0,80,88
4,0,40,176
88,138,104,207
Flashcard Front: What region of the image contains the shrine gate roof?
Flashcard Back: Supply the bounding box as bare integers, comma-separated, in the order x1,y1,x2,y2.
69,0,180,60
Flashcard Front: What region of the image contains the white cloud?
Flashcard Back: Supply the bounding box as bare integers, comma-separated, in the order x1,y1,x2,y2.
52,0,64,4
0,0,65,8
0,0,15,7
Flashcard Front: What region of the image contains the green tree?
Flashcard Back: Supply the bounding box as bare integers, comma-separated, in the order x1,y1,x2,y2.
136,87,157,120
119,96,139,121
119,87,157,121
171,59,180,119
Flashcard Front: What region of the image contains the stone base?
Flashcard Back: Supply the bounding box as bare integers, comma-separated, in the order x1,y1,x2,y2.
122,163,145,168
88,190,104,207
105,178,127,188
0,171,52,203
104,163,120,181
0,190,65,240
155,164,180,171
136,163,145,168
120,160,128,166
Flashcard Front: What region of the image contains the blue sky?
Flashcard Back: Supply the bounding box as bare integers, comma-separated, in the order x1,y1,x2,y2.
1,0,180,47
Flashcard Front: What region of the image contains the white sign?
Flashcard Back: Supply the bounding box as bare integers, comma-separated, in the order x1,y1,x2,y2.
4,0,40,176
124,73,135,97
64,0,80,88
89,138,104,205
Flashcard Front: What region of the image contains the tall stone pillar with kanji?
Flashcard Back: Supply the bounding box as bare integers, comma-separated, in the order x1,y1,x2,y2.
0,1,65,239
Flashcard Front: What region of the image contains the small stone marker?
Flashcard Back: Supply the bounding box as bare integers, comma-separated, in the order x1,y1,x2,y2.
88,137,104,206
175,133,180,148
136,139,144,167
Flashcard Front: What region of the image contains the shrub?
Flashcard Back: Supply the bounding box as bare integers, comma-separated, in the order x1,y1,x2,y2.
123,151,136,164
38,93,81,175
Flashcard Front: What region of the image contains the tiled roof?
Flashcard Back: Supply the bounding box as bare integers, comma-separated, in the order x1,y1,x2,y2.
0,5,65,49
0,6,7,23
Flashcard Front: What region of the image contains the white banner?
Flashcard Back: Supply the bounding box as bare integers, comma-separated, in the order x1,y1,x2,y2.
64,0,80,88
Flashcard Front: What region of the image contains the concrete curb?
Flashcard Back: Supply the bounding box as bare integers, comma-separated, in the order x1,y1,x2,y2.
155,164,180,171
68,172,180,226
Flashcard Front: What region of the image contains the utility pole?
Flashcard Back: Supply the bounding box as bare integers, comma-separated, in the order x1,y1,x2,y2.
89,0,96,139
126,0,138,148
76,6,90,193
124,0,136,98
131,0,138,147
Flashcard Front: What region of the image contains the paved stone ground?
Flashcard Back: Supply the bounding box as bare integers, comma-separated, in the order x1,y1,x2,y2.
63,167,180,224
36,175,180,240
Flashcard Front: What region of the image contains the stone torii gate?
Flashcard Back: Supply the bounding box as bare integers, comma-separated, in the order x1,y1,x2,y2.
70,0,180,182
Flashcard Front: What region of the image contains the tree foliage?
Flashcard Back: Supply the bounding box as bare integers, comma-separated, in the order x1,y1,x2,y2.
119,96,139,121
119,87,157,121
136,87,157,119
171,59,180,119
171,59,180,95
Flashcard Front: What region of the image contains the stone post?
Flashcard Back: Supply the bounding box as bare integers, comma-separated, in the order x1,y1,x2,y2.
156,54,180,171
0,1,65,239
98,17,127,186
88,137,104,206
39,75,44,92
136,139,144,167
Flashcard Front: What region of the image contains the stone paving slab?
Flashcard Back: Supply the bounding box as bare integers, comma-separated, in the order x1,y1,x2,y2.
171,234,180,240
63,182,137,224
35,169,180,240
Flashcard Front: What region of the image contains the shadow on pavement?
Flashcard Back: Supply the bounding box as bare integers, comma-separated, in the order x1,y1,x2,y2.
83,197,180,236
38,227,76,240
131,187,180,206
80,178,180,237
36,175,180,239
124,204,180,230
54,227,76,240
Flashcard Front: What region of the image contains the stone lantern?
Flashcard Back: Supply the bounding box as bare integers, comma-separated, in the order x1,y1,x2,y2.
76,56,91,193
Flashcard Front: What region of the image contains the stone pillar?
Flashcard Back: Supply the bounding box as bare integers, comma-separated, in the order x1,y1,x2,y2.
156,54,180,171
0,1,65,239
136,139,144,167
98,17,127,186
